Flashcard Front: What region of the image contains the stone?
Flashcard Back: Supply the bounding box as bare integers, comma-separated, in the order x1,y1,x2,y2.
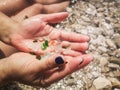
98,46,108,53
113,70,120,77
114,23,120,33
114,88,120,90
113,34,120,48
93,77,112,90
85,4,97,16
65,86,73,90
101,67,110,73
110,57,120,65
110,50,120,58
108,78,120,88
106,39,116,49
100,57,109,66
67,79,75,86
95,2,103,9
108,63,120,69
115,0,120,3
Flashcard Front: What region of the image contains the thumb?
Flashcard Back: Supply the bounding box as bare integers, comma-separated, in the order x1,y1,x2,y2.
41,12,68,24
35,54,66,71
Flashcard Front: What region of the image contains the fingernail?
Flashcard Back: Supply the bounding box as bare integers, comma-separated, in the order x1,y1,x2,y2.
55,56,64,64
79,59,84,65
86,55,94,61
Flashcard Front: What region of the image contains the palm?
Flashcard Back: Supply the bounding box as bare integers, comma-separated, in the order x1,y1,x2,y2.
10,13,89,56
11,17,58,55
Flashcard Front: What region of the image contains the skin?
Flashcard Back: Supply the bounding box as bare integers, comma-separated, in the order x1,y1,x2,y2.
0,12,93,86
0,52,93,87
0,0,70,17
0,0,70,56
0,12,90,56
0,0,93,86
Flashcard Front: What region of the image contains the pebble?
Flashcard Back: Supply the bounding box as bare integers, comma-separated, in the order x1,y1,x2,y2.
101,66,110,73
95,2,103,9
100,57,109,66
93,77,112,90
114,88,120,90
85,4,97,16
110,57,120,65
114,23,120,33
113,70,120,77
108,78,120,88
97,46,108,53
65,86,73,90
108,63,120,69
106,39,116,49
67,79,75,86
110,50,120,58
113,34,120,48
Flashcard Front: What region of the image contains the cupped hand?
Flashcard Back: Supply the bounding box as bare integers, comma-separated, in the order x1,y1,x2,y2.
9,12,90,56
0,0,71,57
3,52,93,86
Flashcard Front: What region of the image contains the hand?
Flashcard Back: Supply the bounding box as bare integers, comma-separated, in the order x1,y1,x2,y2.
1,52,93,86
0,0,70,57
0,0,70,22
9,12,90,56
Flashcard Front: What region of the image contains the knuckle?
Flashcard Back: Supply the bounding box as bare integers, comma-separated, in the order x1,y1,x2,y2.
33,4,43,10
40,76,50,87
46,59,53,69
82,42,89,51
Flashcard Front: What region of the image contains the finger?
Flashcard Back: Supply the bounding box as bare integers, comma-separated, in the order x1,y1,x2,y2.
0,0,30,16
20,40,83,57
38,54,93,86
18,40,83,57
42,1,70,14
35,56,83,86
23,12,68,24
35,0,70,5
60,30,90,42
22,12,68,24
11,4,44,22
61,41,89,52
33,54,66,72
77,54,94,69
12,1,70,22
41,12,69,24
61,49,83,56
49,30,90,42
32,39,84,56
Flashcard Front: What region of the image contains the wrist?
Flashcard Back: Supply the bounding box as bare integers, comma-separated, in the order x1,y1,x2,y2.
0,58,12,85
